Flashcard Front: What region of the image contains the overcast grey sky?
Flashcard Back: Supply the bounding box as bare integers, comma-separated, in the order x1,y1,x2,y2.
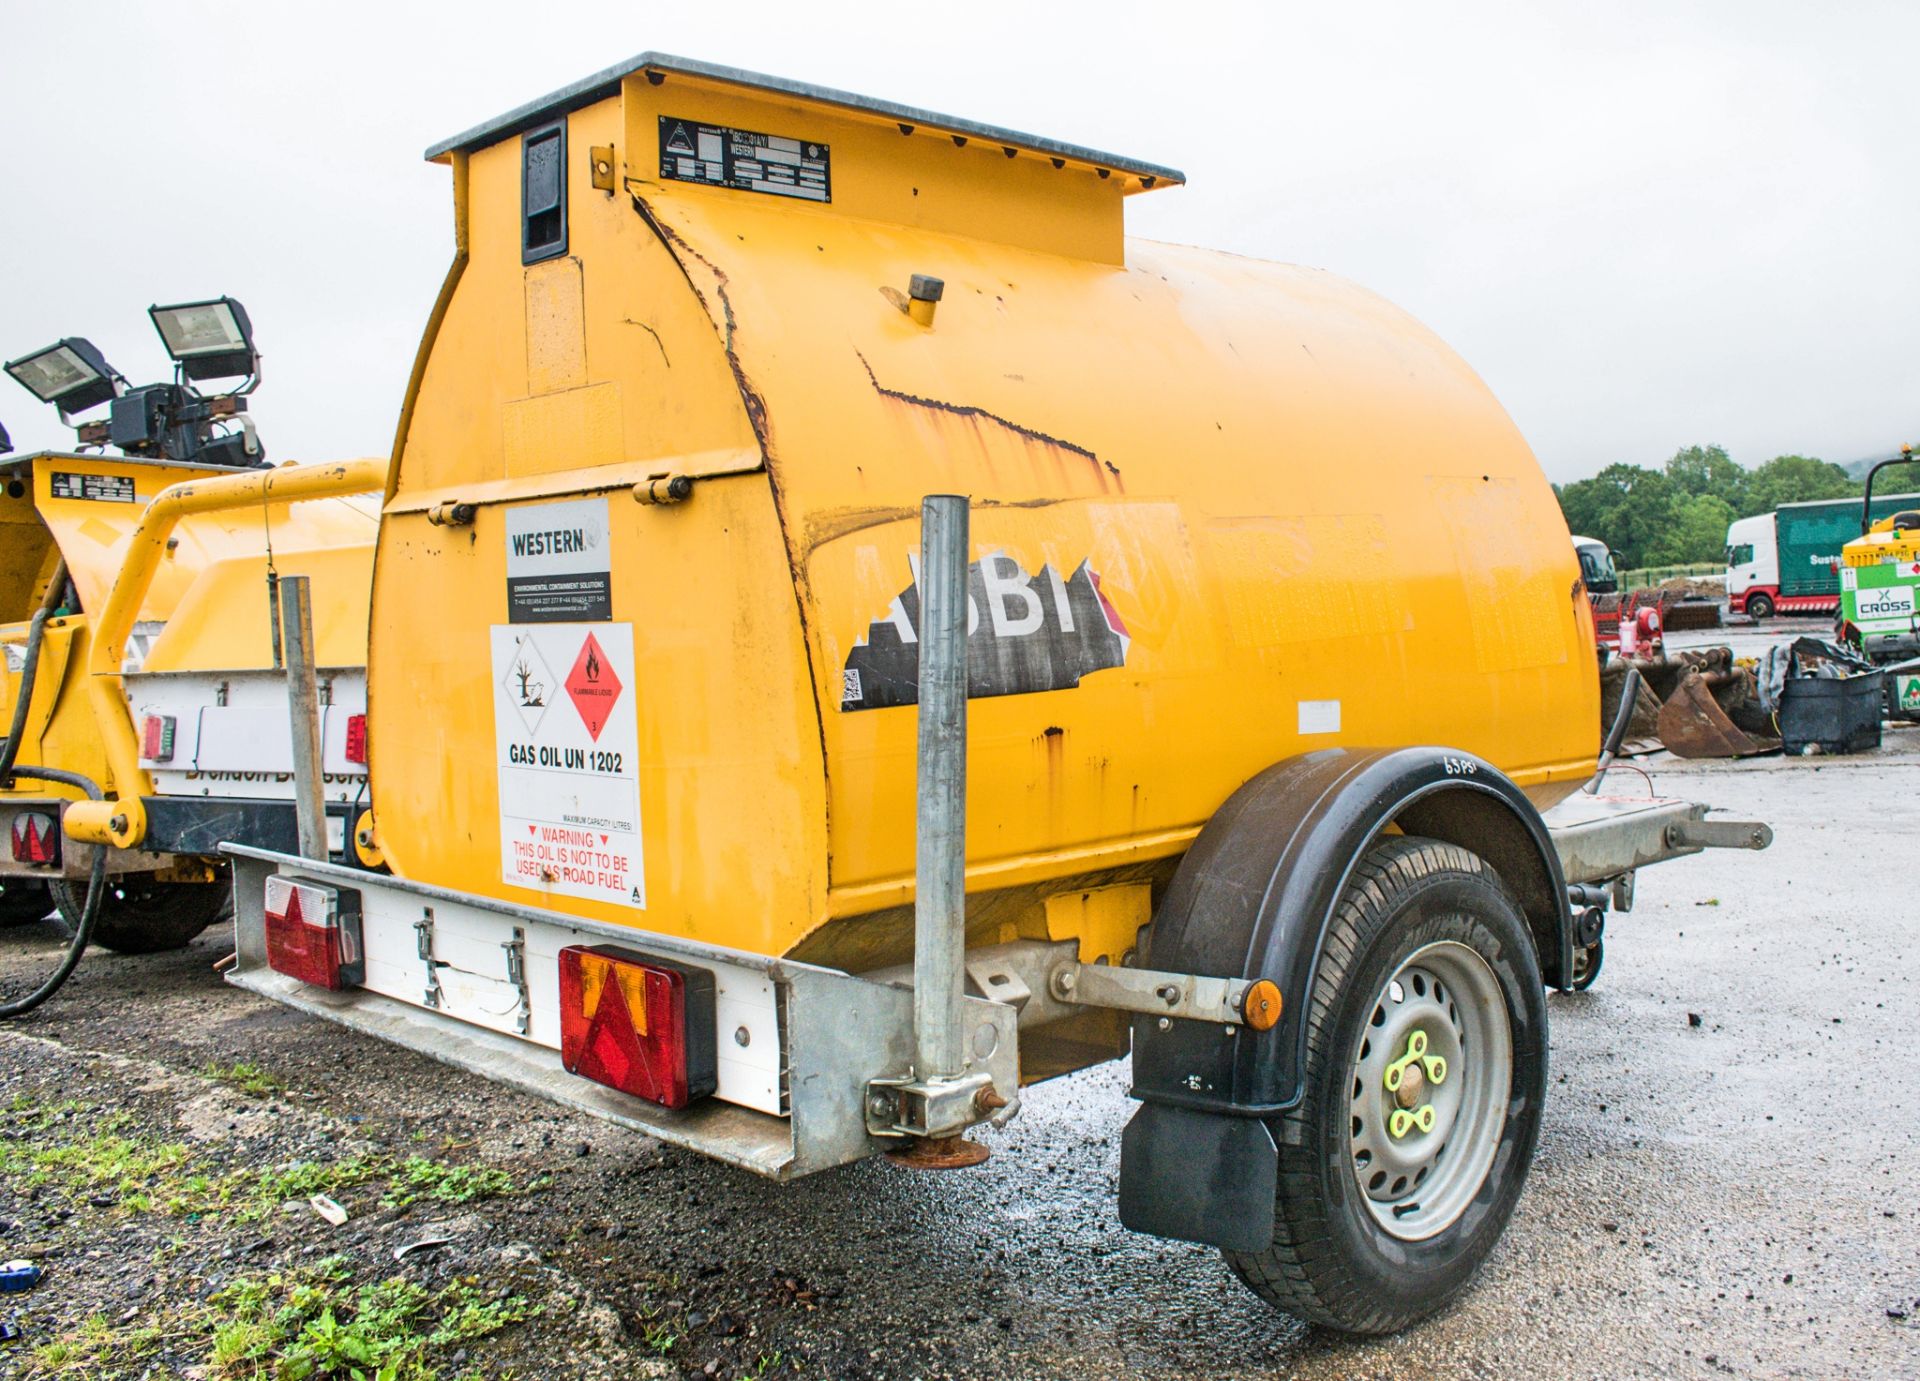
4,2,1914,481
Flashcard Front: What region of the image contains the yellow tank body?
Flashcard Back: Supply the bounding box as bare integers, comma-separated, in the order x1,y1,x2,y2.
0,451,379,807
371,56,1598,972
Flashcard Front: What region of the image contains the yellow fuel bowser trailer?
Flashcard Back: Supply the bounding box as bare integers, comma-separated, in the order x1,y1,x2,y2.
174,56,1769,1332
0,448,382,952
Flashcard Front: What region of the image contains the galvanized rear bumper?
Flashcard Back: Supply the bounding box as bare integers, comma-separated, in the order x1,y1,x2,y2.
223,846,1019,1181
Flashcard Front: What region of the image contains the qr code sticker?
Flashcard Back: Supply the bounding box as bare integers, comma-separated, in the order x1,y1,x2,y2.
841,668,862,705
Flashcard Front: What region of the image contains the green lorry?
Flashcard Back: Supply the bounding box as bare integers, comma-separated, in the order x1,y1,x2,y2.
1725,490,1920,618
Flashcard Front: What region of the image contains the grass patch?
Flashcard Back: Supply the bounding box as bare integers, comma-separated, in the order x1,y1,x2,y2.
24,1256,543,1379
0,1095,533,1227
251,1155,390,1210
200,1059,285,1098
0,1122,188,1207
382,1157,517,1209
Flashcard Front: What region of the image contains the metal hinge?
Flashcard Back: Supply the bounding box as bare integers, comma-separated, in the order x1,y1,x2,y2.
502,926,529,1035
414,908,443,1009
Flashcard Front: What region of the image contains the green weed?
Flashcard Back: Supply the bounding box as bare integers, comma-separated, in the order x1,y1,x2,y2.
200,1060,285,1098
382,1156,517,1208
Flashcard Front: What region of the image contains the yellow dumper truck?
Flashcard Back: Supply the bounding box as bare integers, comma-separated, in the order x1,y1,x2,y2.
75,56,1768,1332
1,305,383,958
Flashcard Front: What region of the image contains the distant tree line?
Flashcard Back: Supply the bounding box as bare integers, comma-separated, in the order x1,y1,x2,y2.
1554,446,1859,568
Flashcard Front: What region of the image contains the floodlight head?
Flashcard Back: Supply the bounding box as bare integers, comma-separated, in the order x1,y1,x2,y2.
148,296,258,383
4,338,122,415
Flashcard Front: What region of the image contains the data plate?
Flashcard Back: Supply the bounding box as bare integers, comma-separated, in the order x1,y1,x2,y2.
49,471,135,503
657,116,830,203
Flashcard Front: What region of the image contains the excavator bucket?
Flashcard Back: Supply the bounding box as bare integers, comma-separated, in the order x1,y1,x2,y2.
1657,670,1778,758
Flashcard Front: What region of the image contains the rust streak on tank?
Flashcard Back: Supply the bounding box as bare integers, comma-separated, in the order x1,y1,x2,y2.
855,352,1121,491
630,196,772,453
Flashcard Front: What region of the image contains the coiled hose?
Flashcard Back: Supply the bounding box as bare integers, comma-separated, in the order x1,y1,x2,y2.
0,563,108,1017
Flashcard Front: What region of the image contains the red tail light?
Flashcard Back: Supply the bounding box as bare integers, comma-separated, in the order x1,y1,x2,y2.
141,714,176,763
344,713,368,765
263,876,364,991
10,813,59,866
557,946,717,1110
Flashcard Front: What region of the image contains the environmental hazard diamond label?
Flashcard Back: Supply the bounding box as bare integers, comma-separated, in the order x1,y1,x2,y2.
491,623,644,908
566,631,622,741
501,632,555,735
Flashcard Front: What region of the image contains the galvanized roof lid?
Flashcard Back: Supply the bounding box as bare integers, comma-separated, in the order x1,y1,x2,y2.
424,52,1185,187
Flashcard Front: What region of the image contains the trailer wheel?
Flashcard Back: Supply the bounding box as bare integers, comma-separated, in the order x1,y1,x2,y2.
0,881,52,928
1224,835,1547,1334
49,877,229,954
1745,592,1774,621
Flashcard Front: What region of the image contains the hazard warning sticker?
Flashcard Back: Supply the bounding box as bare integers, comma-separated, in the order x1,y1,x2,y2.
491,623,645,908
657,115,831,202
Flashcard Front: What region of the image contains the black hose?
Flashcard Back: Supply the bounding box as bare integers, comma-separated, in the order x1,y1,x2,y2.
1583,665,1644,795
0,609,51,783
0,562,102,1015
0,765,106,1018
0,559,69,783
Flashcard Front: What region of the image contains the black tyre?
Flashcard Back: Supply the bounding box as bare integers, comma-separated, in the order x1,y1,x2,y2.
1745,592,1774,621
49,876,229,954
0,881,52,928
1224,835,1548,1334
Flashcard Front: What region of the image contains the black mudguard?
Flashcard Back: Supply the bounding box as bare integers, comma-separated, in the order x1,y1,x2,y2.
1117,746,1570,1250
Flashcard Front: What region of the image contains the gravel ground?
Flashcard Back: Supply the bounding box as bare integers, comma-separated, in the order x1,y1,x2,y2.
0,685,1916,1377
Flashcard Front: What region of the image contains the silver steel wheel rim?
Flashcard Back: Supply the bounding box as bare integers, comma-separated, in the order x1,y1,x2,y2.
1348,939,1511,1241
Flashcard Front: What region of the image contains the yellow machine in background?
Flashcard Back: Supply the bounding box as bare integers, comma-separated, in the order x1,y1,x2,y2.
1839,449,1920,663
206,56,1764,1336
0,450,379,948
2,301,383,953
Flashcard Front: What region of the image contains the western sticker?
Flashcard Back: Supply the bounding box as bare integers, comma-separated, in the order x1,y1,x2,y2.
840,551,1128,711
49,471,134,503
504,497,612,623
492,623,644,907
657,115,831,203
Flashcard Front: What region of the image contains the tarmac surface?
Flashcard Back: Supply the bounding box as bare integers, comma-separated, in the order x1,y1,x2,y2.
0,614,1915,1378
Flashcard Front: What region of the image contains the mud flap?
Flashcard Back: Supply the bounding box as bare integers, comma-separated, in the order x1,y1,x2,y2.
1117,1103,1276,1252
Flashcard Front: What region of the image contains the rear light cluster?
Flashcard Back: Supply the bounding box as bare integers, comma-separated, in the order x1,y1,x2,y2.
10,813,59,866
344,713,368,765
558,945,716,1110
141,714,176,762
263,876,364,991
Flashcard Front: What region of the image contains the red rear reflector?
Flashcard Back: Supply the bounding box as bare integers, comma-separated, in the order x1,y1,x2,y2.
10,813,59,866
344,713,368,765
141,714,176,763
263,875,364,991
557,946,717,1110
